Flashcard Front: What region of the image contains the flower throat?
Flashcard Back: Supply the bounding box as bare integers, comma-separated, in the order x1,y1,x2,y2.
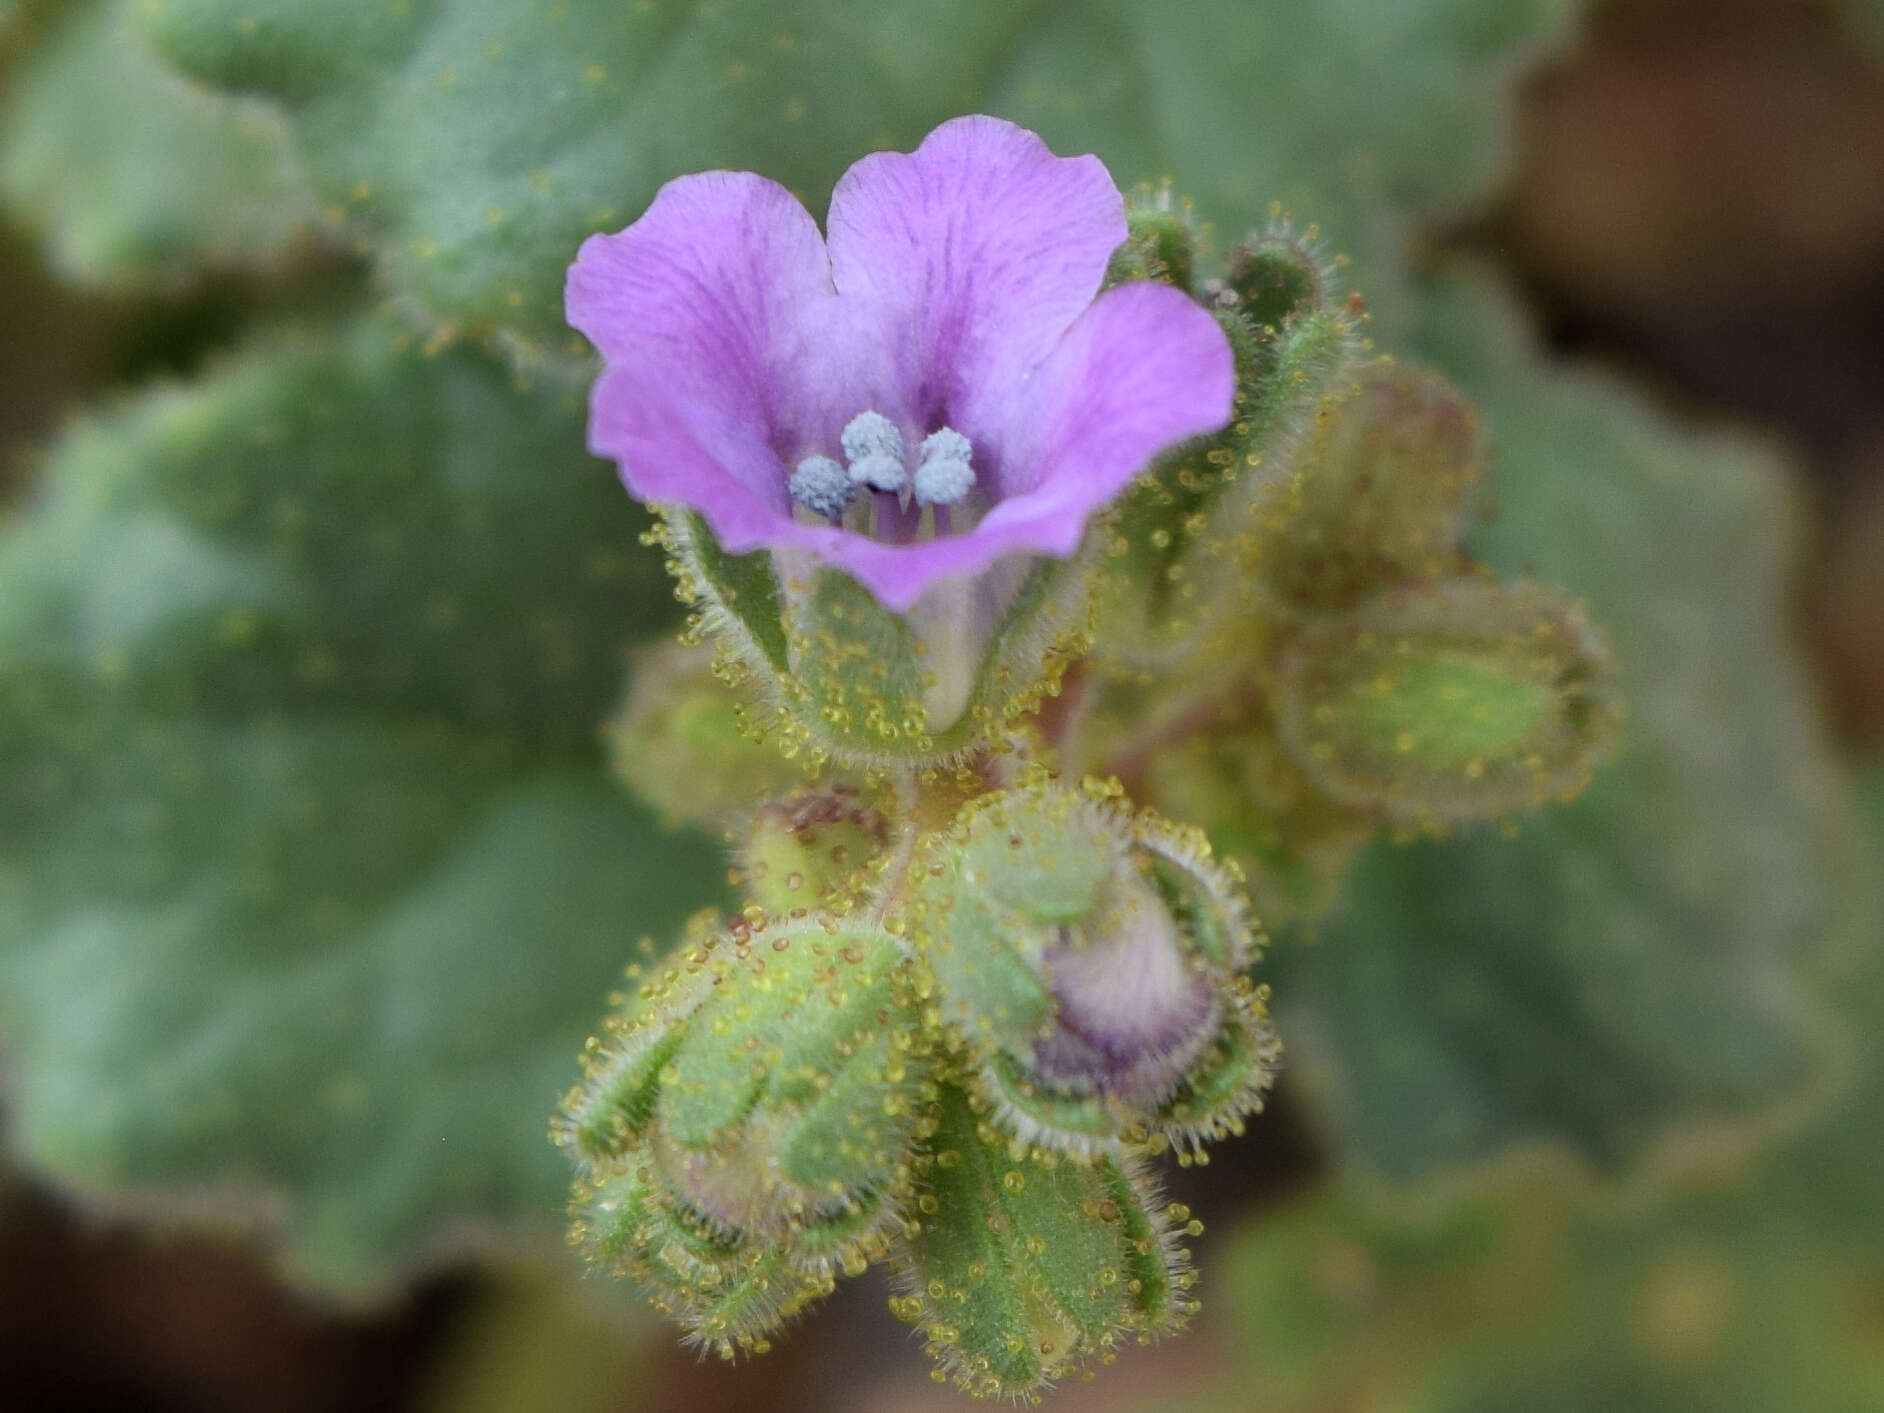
789,410,978,543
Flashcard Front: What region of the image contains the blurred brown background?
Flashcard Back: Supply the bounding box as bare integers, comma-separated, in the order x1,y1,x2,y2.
2,0,1881,1408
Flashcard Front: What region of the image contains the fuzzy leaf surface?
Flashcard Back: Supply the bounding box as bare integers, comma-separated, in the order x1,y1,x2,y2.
0,0,315,286
1269,271,1844,1179
134,0,1571,353
1203,769,1882,1413
0,316,722,1291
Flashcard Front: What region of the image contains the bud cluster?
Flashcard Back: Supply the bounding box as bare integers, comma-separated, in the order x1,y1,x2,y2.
1072,196,1621,922
563,192,1620,1401
559,775,1239,1393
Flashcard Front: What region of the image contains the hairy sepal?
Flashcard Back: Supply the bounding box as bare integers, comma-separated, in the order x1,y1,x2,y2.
657,508,1095,769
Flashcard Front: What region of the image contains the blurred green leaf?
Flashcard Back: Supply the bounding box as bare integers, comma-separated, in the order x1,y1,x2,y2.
1851,0,1884,49
0,0,316,287
0,315,723,1292
1268,270,1845,1179
134,0,1570,355
1205,768,1883,1413
987,0,1572,336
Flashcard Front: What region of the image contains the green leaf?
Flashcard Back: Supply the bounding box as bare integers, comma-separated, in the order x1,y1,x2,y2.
1267,269,1847,1179
1849,0,1884,50
0,0,316,286
135,0,1572,355
988,0,1573,335
1205,769,1884,1413
0,314,723,1293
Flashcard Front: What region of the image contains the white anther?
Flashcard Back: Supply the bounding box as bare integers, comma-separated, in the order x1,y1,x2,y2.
848,452,908,495
841,410,904,466
913,426,976,506
789,454,856,519
913,457,974,506
917,427,972,467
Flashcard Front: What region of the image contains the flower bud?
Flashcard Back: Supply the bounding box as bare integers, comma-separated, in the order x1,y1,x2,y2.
890,1083,1195,1400
605,639,809,832
1222,220,1337,334
1096,255,1359,670
735,786,888,919
1105,185,1199,291
1274,577,1622,823
569,1165,833,1357
1247,361,1482,617
910,780,1277,1154
557,919,933,1304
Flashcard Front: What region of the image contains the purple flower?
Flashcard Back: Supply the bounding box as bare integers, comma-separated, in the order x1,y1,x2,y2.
567,116,1235,612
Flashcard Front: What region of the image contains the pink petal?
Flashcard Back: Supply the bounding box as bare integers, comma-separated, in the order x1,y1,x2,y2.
566,170,853,523
825,115,1126,468
980,280,1238,543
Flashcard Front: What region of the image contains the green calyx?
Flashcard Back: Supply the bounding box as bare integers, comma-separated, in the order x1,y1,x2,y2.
652,509,1094,769
911,781,1139,1054
890,1082,1196,1402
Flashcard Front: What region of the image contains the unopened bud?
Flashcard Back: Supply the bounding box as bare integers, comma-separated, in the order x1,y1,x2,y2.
569,1166,832,1356
1222,221,1335,333
1250,362,1481,616
557,920,931,1300
1106,186,1199,291
1274,577,1622,823
1096,234,1359,668
910,781,1275,1153
736,787,888,918
605,640,809,832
